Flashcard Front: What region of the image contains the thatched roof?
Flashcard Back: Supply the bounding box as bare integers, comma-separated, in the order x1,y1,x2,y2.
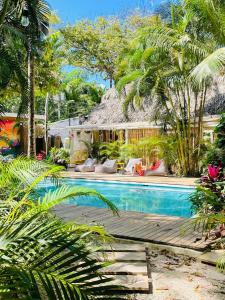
83,88,155,125
83,82,225,126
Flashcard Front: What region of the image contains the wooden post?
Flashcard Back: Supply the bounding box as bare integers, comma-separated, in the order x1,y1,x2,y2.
27,36,36,158
44,93,49,154
125,129,129,144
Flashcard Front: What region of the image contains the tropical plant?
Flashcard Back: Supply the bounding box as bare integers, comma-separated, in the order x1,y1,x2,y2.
190,162,225,272
0,157,127,298
120,135,178,173
190,162,225,212
0,0,51,157
187,0,225,83
115,1,222,176
63,76,103,119
100,140,124,161
48,147,70,167
205,113,225,167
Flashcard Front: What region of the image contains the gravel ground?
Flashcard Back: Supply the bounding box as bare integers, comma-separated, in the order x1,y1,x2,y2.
131,248,225,300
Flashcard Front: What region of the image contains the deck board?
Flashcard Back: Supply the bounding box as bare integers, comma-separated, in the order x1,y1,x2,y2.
53,205,211,250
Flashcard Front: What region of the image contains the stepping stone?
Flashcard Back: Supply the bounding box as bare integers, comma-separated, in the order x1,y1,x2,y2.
99,251,147,262
199,250,224,265
106,274,149,292
103,243,146,252
101,262,147,275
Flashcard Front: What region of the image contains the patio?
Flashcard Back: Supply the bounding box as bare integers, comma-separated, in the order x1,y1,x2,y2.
61,171,197,186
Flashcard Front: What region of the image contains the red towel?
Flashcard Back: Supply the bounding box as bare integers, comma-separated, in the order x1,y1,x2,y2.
150,160,161,171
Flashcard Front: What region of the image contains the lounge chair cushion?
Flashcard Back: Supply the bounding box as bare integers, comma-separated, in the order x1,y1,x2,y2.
75,158,96,172
95,159,117,174
125,158,142,174
145,160,167,176
84,158,95,166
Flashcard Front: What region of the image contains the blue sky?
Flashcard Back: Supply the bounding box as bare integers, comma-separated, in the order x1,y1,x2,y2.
48,0,164,24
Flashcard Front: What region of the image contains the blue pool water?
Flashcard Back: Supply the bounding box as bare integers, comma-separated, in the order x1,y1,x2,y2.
39,179,194,218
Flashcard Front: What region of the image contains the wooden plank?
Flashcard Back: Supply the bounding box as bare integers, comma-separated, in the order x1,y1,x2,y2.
142,219,190,241
53,205,209,250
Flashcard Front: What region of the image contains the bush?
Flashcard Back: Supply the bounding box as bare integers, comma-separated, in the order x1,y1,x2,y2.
48,147,70,168
190,165,225,213
205,113,225,167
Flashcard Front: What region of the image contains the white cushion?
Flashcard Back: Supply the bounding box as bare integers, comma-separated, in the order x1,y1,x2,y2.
103,159,116,168
84,158,95,167
125,158,142,173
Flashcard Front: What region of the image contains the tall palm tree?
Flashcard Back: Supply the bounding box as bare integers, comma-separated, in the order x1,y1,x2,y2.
0,0,51,157
21,1,50,157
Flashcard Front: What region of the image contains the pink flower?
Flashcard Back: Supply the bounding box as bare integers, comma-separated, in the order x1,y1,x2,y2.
208,164,221,180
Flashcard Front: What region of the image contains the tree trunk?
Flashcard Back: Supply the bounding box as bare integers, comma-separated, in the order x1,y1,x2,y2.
0,0,10,25
109,76,113,88
27,37,36,158
44,93,49,154
57,93,61,120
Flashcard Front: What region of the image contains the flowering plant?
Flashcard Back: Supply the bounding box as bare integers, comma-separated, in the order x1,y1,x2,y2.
190,164,225,213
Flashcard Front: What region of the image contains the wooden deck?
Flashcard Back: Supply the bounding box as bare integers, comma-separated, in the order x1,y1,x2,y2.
53,205,211,251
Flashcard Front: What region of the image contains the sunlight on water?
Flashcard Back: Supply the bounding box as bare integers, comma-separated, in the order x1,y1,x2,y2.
38,179,194,218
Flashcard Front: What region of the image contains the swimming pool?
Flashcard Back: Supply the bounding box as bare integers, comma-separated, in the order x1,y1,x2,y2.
39,179,194,218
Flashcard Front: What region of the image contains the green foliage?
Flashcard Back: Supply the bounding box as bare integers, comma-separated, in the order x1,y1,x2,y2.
61,17,128,87
82,140,102,161
120,135,178,171
62,76,103,118
190,185,222,213
100,140,124,161
205,113,225,166
115,0,225,176
48,147,70,165
189,161,225,271
0,157,125,298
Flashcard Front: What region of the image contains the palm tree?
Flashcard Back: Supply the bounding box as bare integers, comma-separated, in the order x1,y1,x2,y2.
116,2,216,176
63,78,102,121
20,1,50,157
0,1,51,157
0,157,125,299
186,0,225,83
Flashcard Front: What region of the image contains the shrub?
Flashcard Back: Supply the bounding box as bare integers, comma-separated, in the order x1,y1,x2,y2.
48,147,70,168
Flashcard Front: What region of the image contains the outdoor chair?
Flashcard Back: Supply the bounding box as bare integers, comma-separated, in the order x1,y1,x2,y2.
145,159,167,176
74,158,96,172
95,159,117,174
124,158,142,174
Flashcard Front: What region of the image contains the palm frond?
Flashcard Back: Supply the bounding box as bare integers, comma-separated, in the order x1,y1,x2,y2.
116,70,143,94
0,213,126,299
35,184,119,215
191,47,225,84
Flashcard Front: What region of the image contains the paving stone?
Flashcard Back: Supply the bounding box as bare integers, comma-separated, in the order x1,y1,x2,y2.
101,262,147,275
103,242,146,252
101,251,147,262
106,274,149,291
199,250,224,265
